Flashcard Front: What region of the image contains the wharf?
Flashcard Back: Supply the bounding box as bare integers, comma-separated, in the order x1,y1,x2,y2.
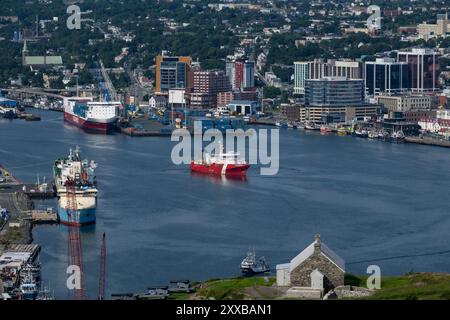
0,243,41,260
119,118,173,137
0,165,35,245
120,127,172,137
29,209,58,224
405,136,450,148
22,183,56,199
248,118,277,126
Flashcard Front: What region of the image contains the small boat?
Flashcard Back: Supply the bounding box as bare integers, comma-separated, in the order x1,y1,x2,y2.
275,121,288,128
368,130,378,139
353,129,368,138
0,107,18,119
240,249,270,275
139,286,169,300
390,130,405,143
337,127,347,136
320,125,331,133
304,121,319,130
36,285,54,300
168,280,194,293
24,114,41,121
378,131,386,140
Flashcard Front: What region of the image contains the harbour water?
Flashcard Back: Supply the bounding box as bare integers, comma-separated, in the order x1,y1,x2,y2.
1,110,450,299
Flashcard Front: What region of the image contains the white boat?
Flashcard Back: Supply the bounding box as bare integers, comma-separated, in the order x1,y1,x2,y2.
20,271,38,300
240,249,270,275
390,130,405,143
368,130,378,139
305,121,319,130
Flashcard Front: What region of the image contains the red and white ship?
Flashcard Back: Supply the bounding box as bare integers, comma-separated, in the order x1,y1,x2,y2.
190,146,250,176
63,97,120,133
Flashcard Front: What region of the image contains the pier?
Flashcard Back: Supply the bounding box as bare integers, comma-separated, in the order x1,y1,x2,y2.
405,136,450,148
0,165,39,246
120,127,172,137
29,209,58,224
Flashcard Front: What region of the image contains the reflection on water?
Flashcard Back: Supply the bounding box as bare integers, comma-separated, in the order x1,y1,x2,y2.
190,172,248,185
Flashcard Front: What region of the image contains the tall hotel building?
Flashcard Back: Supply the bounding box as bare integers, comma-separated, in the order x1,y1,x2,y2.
226,59,255,90
365,58,409,96
294,62,309,95
397,48,440,93
155,52,193,93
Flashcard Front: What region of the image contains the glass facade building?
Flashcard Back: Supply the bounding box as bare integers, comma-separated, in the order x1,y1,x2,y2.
365,58,408,96
155,54,192,93
397,48,440,92
305,77,365,107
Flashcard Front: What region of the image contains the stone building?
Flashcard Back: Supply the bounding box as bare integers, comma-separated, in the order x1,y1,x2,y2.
276,235,345,295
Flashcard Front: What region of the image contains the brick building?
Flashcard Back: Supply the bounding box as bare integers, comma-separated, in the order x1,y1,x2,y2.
280,103,300,122
191,70,230,109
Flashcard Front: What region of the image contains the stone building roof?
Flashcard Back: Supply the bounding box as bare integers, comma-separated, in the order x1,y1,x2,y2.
289,235,345,272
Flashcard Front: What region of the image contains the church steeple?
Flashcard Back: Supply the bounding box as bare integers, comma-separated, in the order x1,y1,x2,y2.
22,40,29,66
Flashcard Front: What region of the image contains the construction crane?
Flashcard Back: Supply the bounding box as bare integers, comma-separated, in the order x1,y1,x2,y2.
66,179,86,300
98,232,106,300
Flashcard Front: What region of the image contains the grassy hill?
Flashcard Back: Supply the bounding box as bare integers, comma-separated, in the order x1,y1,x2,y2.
174,273,450,300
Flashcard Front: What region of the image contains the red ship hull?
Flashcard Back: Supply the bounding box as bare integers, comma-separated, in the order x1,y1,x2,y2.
190,162,250,176
64,112,115,133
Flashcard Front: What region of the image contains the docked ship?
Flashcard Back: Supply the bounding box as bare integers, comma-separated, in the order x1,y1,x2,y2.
190,145,250,176
240,249,270,275
20,271,38,300
390,130,405,143
63,97,120,133
53,147,98,226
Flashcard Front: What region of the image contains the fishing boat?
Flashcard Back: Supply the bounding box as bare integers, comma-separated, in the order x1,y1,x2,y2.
20,271,38,300
36,287,54,300
390,130,405,143
378,130,388,140
368,130,378,139
353,129,368,138
275,121,288,128
305,121,319,131
240,249,270,275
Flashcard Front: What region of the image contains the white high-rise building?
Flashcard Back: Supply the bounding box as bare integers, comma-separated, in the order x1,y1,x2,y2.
294,62,309,95
294,59,362,95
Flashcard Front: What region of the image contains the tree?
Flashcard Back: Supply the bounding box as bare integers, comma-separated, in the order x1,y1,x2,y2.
263,86,281,99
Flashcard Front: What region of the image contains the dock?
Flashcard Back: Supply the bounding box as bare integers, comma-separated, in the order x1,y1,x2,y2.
29,209,58,224
120,127,172,137
248,118,277,126
0,165,35,245
0,243,41,260
405,136,450,148
22,183,56,199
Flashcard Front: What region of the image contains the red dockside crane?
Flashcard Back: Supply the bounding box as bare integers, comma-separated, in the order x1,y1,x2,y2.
98,232,106,300
66,179,86,300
